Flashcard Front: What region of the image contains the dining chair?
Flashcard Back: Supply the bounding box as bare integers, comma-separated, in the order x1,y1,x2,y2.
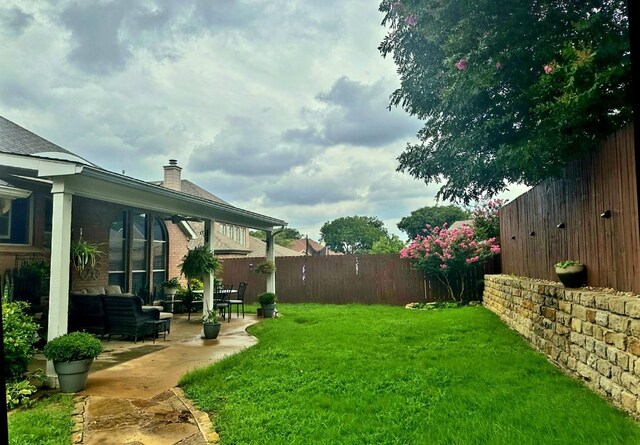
228,281,247,318
213,283,233,322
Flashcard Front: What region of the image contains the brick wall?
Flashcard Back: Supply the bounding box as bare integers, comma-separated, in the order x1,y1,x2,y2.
484,274,640,416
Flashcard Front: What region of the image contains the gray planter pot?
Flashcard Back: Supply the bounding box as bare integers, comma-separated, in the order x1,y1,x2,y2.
53,358,94,393
203,322,221,339
261,303,276,318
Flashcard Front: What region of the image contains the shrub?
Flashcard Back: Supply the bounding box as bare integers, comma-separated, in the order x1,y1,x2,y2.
2,301,39,380
400,223,500,302
258,292,277,305
43,332,103,363
471,199,505,241
5,370,46,410
162,277,181,289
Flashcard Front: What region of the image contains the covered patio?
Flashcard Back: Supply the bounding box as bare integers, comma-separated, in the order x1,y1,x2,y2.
0,148,285,384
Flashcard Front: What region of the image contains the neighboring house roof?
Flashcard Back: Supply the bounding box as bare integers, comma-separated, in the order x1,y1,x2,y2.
450,219,474,230
290,238,340,255
224,236,303,258
151,179,227,205
0,116,96,166
213,230,252,255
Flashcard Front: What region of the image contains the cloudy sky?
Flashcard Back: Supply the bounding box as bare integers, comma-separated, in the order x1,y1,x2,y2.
0,0,527,240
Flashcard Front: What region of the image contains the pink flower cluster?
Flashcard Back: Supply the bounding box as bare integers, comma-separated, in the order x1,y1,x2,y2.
455,59,468,70
400,223,500,276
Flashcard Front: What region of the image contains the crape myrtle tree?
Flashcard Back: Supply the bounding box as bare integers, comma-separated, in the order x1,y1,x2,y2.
379,0,631,203
397,204,470,240
320,216,389,254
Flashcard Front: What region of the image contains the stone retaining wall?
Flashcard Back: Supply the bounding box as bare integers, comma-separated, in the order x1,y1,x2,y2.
483,274,640,416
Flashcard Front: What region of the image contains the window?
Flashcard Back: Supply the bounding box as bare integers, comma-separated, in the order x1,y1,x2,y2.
0,197,32,245
108,211,168,295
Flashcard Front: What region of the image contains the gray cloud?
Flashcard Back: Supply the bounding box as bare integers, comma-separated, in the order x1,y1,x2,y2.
0,6,33,36
314,76,421,147
187,116,314,176
60,0,133,74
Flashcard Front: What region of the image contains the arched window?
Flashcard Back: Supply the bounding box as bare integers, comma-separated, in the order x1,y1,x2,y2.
108,211,168,295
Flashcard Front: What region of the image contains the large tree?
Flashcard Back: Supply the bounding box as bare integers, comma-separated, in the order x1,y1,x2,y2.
379,0,631,202
320,216,388,254
249,228,302,248
397,205,470,240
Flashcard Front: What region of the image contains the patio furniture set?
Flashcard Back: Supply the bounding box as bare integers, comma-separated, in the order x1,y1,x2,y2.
68,285,173,343
180,281,248,321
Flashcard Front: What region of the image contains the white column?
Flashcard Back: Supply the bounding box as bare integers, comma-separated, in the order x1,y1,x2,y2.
203,219,215,319
46,178,73,383
266,230,276,294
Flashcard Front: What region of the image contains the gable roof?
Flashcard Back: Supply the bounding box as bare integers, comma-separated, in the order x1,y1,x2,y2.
290,238,340,255
0,116,96,165
151,179,227,205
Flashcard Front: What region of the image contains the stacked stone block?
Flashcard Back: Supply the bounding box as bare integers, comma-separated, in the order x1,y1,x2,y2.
483,274,640,416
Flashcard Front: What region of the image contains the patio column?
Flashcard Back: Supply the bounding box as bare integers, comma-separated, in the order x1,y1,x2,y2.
46,178,73,384
265,230,276,294
203,219,215,320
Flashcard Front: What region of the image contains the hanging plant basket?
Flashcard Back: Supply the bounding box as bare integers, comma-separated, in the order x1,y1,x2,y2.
254,260,277,274
71,237,102,272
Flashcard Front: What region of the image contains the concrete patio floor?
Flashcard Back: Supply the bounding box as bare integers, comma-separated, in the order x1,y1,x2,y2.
33,313,260,444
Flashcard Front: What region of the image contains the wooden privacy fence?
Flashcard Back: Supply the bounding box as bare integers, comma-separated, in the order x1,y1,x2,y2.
219,254,499,305
500,123,640,293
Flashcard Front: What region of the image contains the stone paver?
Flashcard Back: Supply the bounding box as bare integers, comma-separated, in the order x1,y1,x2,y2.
72,314,258,444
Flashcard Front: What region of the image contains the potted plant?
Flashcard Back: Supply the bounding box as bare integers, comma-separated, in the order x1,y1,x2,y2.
180,245,223,330
554,260,586,288
71,237,102,272
43,332,103,392
254,260,277,274
161,277,181,298
202,310,222,339
258,292,277,318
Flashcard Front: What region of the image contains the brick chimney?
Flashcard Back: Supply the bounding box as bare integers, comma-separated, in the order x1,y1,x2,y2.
163,159,182,191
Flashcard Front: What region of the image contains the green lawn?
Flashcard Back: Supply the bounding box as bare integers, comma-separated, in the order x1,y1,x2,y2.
181,304,640,445
7,393,74,445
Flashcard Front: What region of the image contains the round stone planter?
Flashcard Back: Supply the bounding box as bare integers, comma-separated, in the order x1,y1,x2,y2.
261,303,276,318
203,322,221,339
53,358,94,393
555,264,586,288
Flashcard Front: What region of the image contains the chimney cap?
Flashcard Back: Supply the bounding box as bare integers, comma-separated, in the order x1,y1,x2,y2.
168,159,178,166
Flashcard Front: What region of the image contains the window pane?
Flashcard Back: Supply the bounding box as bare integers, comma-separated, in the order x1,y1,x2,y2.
132,240,147,270
152,271,165,295
0,197,30,244
132,213,147,240
152,241,166,270
109,213,126,272
108,273,126,288
132,272,148,294
152,218,166,241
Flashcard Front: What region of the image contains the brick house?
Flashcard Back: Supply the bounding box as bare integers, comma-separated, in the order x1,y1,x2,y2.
1,115,286,376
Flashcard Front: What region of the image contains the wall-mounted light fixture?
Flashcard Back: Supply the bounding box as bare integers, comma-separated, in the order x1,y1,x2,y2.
511,235,516,240
557,223,565,229
529,231,536,236
600,210,611,218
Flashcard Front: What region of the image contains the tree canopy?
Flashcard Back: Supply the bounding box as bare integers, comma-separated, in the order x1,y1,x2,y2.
250,228,302,248
370,234,407,254
397,205,470,240
320,216,389,254
379,0,631,202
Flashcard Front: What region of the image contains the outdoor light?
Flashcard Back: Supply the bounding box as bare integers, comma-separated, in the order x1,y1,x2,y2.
529,231,536,236
557,223,565,229
600,210,611,218
511,235,516,240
